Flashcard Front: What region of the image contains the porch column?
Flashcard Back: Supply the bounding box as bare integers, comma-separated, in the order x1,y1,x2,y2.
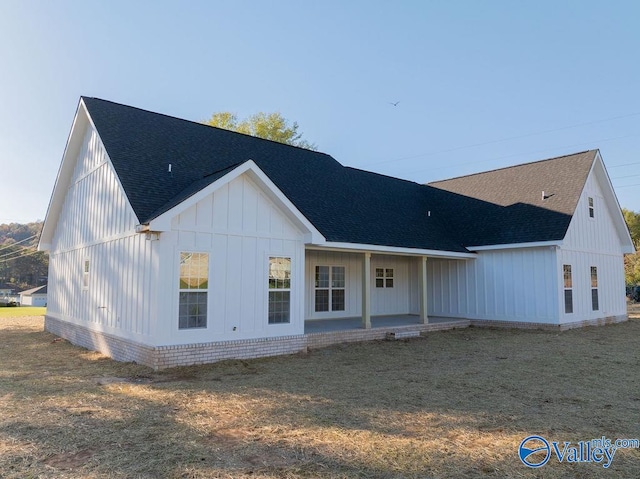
419,256,428,324
362,252,371,329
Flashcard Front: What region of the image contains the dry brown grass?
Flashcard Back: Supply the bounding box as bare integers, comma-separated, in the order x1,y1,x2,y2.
1,307,640,478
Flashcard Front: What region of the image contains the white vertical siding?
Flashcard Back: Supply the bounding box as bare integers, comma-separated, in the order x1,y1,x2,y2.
563,172,624,253
304,252,420,319
51,127,137,252
154,173,306,346
428,247,558,323
47,124,158,344
370,255,414,315
559,171,627,322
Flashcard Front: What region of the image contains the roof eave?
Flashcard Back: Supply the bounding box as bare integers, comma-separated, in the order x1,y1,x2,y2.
312,242,476,259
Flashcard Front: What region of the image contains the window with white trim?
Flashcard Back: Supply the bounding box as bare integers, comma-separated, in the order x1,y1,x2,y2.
588,197,594,218
591,266,599,311
178,252,208,329
375,268,394,288
563,264,573,314
83,259,90,290
314,265,345,312
269,257,291,324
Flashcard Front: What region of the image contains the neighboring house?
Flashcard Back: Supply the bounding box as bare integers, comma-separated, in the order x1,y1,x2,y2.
38,97,635,369
19,285,47,307
0,284,16,305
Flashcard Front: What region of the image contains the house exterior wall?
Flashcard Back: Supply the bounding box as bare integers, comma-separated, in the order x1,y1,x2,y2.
152,173,307,346
46,125,158,345
559,171,627,323
428,247,559,323
304,251,419,320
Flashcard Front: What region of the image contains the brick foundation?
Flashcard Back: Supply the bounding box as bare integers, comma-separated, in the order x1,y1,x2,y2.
45,313,628,370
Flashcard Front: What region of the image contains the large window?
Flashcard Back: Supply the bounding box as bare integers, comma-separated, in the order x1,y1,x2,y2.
375,268,394,288
269,257,291,324
315,266,345,312
563,265,573,314
178,252,208,329
591,266,599,311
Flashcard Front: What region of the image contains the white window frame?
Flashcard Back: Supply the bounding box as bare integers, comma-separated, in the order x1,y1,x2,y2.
588,196,595,219
563,264,572,314
314,265,346,312
268,256,291,325
178,251,209,330
375,267,394,288
82,258,90,290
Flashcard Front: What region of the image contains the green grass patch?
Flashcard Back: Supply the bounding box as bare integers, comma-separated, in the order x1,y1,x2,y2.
0,306,46,318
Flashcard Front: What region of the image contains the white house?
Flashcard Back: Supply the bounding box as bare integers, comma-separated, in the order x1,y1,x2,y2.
38,97,635,369
19,285,48,307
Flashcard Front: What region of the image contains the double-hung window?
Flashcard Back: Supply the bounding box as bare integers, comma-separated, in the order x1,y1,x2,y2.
588,197,595,218
269,257,291,324
178,252,208,329
563,265,573,314
314,266,345,312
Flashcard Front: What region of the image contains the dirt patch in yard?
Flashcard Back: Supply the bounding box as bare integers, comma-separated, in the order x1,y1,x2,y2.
1,310,639,478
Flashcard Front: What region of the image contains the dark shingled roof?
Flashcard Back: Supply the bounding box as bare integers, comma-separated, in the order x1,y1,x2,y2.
428,150,597,246
82,97,469,253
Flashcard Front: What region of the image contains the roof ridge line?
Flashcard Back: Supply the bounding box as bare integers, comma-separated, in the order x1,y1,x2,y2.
428,149,597,185
80,96,330,156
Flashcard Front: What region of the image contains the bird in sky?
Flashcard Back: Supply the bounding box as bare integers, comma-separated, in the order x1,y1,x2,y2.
389,101,400,106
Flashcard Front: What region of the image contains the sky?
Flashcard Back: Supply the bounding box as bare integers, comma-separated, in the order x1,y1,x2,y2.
1,0,639,224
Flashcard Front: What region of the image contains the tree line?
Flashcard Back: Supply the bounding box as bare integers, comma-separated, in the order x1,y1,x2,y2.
0,222,48,290
623,208,640,286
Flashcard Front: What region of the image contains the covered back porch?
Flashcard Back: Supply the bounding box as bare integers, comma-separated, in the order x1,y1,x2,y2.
303,246,475,331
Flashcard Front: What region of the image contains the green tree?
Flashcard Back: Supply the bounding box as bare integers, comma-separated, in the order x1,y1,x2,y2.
625,253,640,285
622,208,640,286
622,208,640,250
204,111,317,150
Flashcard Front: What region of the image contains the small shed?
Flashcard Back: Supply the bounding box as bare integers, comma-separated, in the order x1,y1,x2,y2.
19,285,48,307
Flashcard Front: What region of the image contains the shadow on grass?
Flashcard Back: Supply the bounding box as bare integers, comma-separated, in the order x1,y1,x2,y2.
1,318,640,478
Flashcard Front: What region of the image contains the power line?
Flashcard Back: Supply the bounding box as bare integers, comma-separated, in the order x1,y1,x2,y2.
0,234,38,253
0,248,42,262
615,183,640,189
607,161,640,169
363,111,640,167
612,173,640,180
411,133,640,178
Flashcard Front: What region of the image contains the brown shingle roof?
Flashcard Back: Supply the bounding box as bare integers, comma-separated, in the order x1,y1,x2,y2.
427,150,597,246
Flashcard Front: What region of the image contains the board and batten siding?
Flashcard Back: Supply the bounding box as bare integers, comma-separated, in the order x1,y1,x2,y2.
559,171,627,322
47,125,157,344
428,247,558,323
304,251,419,320
152,173,306,346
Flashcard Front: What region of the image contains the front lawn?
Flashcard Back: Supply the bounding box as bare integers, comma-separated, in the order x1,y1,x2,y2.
0,306,46,318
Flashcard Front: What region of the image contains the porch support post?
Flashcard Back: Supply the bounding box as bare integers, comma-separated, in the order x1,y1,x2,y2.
362,252,371,329
419,256,428,324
